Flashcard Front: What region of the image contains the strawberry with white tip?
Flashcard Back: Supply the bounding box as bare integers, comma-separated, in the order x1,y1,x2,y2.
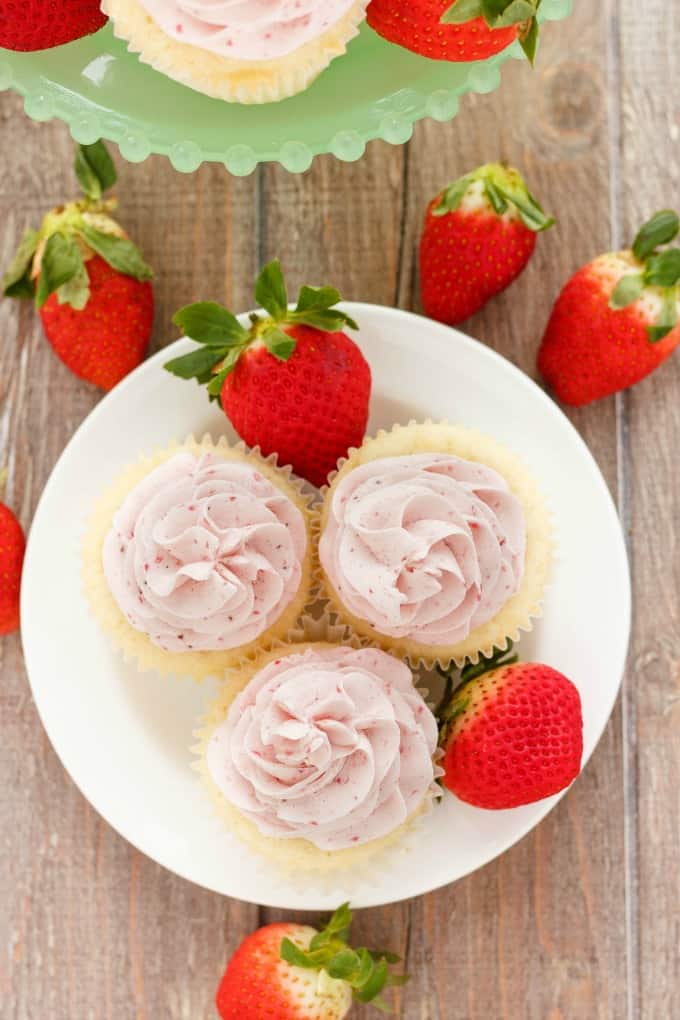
538,209,680,404
3,140,154,392
216,903,406,1019
420,162,553,325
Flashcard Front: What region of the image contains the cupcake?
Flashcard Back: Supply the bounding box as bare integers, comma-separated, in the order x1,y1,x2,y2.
83,436,315,679
318,422,553,667
102,0,369,104
195,642,439,872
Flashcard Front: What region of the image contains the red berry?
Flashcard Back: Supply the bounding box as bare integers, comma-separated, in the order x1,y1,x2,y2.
40,255,154,392
0,0,107,51
420,163,553,325
0,500,26,636
220,324,370,488
442,663,583,809
367,0,518,62
538,253,680,405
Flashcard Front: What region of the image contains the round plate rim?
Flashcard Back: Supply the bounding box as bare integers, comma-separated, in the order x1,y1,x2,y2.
20,301,631,909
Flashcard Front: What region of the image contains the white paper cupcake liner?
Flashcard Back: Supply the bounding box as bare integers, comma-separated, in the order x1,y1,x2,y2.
192,624,442,882
318,420,555,671
82,434,317,681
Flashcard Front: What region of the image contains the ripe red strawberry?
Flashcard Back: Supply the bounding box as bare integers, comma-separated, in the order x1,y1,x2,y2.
0,470,26,636
3,140,154,392
420,162,553,325
538,210,680,405
216,903,405,1019
165,261,371,488
367,0,541,64
439,646,583,809
0,0,107,51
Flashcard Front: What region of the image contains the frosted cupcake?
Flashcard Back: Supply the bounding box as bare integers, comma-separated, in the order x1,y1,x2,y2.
318,422,553,667
102,0,369,104
196,642,439,872
83,436,314,679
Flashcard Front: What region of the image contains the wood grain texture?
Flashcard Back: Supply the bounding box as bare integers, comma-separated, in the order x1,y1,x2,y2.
1,0,677,1012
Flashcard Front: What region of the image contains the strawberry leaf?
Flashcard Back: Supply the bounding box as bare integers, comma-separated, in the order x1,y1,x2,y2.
262,325,297,360
632,210,680,262
164,346,228,380
647,289,678,343
289,308,358,331
494,183,554,231
255,259,288,320
75,141,117,200
483,0,535,26
56,256,90,310
295,284,342,314
326,949,362,981
78,226,153,282
441,0,484,24
280,938,320,969
519,14,539,63
644,249,680,288
609,273,645,310
484,180,508,216
206,348,242,397
173,302,247,346
434,174,474,217
3,227,40,299
35,233,84,308
354,959,389,1003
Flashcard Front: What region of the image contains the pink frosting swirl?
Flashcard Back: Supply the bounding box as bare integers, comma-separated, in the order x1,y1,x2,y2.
207,646,437,850
319,453,526,646
136,0,361,61
102,452,307,652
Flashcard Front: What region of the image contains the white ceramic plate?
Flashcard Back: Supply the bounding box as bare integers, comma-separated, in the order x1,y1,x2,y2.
21,304,630,910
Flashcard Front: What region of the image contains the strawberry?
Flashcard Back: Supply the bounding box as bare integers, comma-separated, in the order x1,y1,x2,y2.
0,469,26,636
367,0,542,65
216,903,405,1019
165,261,371,488
538,209,680,405
0,0,107,52
420,162,553,325
3,140,154,392
438,645,583,809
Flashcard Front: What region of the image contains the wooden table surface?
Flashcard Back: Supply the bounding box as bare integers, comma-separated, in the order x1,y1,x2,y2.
2,1,678,1017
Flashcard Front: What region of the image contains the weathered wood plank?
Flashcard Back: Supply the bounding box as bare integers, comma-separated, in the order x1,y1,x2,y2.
619,0,680,1016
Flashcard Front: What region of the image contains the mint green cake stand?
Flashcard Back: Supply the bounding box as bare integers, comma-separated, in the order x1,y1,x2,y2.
0,0,571,174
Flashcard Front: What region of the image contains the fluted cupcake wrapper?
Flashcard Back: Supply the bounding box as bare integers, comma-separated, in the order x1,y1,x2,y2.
192,623,442,880
317,420,556,671
81,434,318,682
102,0,369,105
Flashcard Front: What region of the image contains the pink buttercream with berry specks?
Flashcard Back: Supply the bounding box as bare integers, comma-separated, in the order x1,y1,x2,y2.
135,0,360,61
102,451,306,652
319,453,526,646
207,645,438,850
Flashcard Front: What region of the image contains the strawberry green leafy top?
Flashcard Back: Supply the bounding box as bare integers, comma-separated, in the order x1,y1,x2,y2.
165,259,358,398
609,210,680,342
433,162,554,232
279,903,407,1011
442,0,542,62
2,140,153,311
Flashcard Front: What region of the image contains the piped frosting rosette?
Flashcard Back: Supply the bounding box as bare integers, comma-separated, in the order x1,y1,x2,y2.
194,637,441,874
102,0,369,104
82,435,315,679
318,422,553,668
